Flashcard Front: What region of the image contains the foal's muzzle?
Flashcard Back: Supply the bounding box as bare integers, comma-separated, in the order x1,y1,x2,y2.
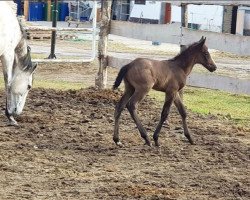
208,64,217,72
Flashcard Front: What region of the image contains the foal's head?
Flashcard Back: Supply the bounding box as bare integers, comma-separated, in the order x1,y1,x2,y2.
194,37,217,72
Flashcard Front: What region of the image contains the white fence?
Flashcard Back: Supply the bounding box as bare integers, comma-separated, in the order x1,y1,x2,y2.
108,56,250,95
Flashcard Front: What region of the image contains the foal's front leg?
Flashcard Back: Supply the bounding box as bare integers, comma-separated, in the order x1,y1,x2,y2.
153,93,175,146
174,94,194,144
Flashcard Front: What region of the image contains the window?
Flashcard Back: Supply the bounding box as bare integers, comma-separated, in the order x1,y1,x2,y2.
135,0,146,5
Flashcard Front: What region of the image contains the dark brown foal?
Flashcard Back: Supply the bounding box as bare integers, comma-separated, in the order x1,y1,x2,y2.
113,37,217,147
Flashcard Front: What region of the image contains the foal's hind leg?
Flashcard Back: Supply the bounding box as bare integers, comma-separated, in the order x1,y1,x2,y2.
174,94,194,144
113,87,134,146
127,90,151,146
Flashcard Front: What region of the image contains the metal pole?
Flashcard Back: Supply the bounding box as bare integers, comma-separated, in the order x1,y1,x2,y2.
77,0,80,21
179,4,188,99
24,0,29,20
48,0,58,59
92,1,97,59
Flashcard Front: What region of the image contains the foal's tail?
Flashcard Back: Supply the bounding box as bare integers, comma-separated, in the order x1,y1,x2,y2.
113,64,129,90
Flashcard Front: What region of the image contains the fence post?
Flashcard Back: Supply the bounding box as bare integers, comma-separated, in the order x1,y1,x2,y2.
179,4,188,99
24,0,29,20
95,0,112,89
47,0,52,21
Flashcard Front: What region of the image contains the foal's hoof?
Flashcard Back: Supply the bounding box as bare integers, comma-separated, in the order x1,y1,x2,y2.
189,139,195,145
115,141,123,147
154,141,161,147
144,141,152,147
186,136,195,145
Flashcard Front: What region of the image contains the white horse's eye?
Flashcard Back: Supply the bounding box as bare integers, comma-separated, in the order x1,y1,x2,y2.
27,85,31,90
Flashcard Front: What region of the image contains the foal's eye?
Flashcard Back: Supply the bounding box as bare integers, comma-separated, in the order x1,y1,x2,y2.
27,85,31,90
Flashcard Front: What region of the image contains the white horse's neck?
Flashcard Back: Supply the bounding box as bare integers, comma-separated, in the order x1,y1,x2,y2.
16,34,28,60
6,1,17,15
0,1,30,77
0,1,23,56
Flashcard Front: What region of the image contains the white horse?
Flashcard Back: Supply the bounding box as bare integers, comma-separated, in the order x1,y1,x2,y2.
0,2,37,126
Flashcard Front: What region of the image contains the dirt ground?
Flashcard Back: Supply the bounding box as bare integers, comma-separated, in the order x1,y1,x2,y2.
0,61,249,200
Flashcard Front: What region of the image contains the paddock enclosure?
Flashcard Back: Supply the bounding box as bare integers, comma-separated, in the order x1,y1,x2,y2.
0,62,249,199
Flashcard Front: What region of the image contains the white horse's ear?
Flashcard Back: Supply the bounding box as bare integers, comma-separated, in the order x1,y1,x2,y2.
30,62,37,73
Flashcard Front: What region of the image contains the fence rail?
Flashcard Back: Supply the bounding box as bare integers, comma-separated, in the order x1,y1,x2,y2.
108,56,250,95
24,26,93,33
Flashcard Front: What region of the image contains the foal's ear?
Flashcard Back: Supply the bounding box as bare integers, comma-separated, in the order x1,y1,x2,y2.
199,36,206,41
198,36,206,48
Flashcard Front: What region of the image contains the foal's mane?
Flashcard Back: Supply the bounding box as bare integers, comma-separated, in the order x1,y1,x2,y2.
170,41,200,62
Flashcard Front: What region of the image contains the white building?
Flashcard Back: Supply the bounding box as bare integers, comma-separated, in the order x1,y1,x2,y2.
128,1,223,32
171,5,223,32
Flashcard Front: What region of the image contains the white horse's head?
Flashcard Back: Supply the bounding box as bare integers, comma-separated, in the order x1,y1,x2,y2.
6,46,37,118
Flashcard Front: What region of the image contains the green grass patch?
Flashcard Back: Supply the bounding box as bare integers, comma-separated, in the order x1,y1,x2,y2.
0,79,84,91
33,80,84,90
150,87,250,125
31,53,42,59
